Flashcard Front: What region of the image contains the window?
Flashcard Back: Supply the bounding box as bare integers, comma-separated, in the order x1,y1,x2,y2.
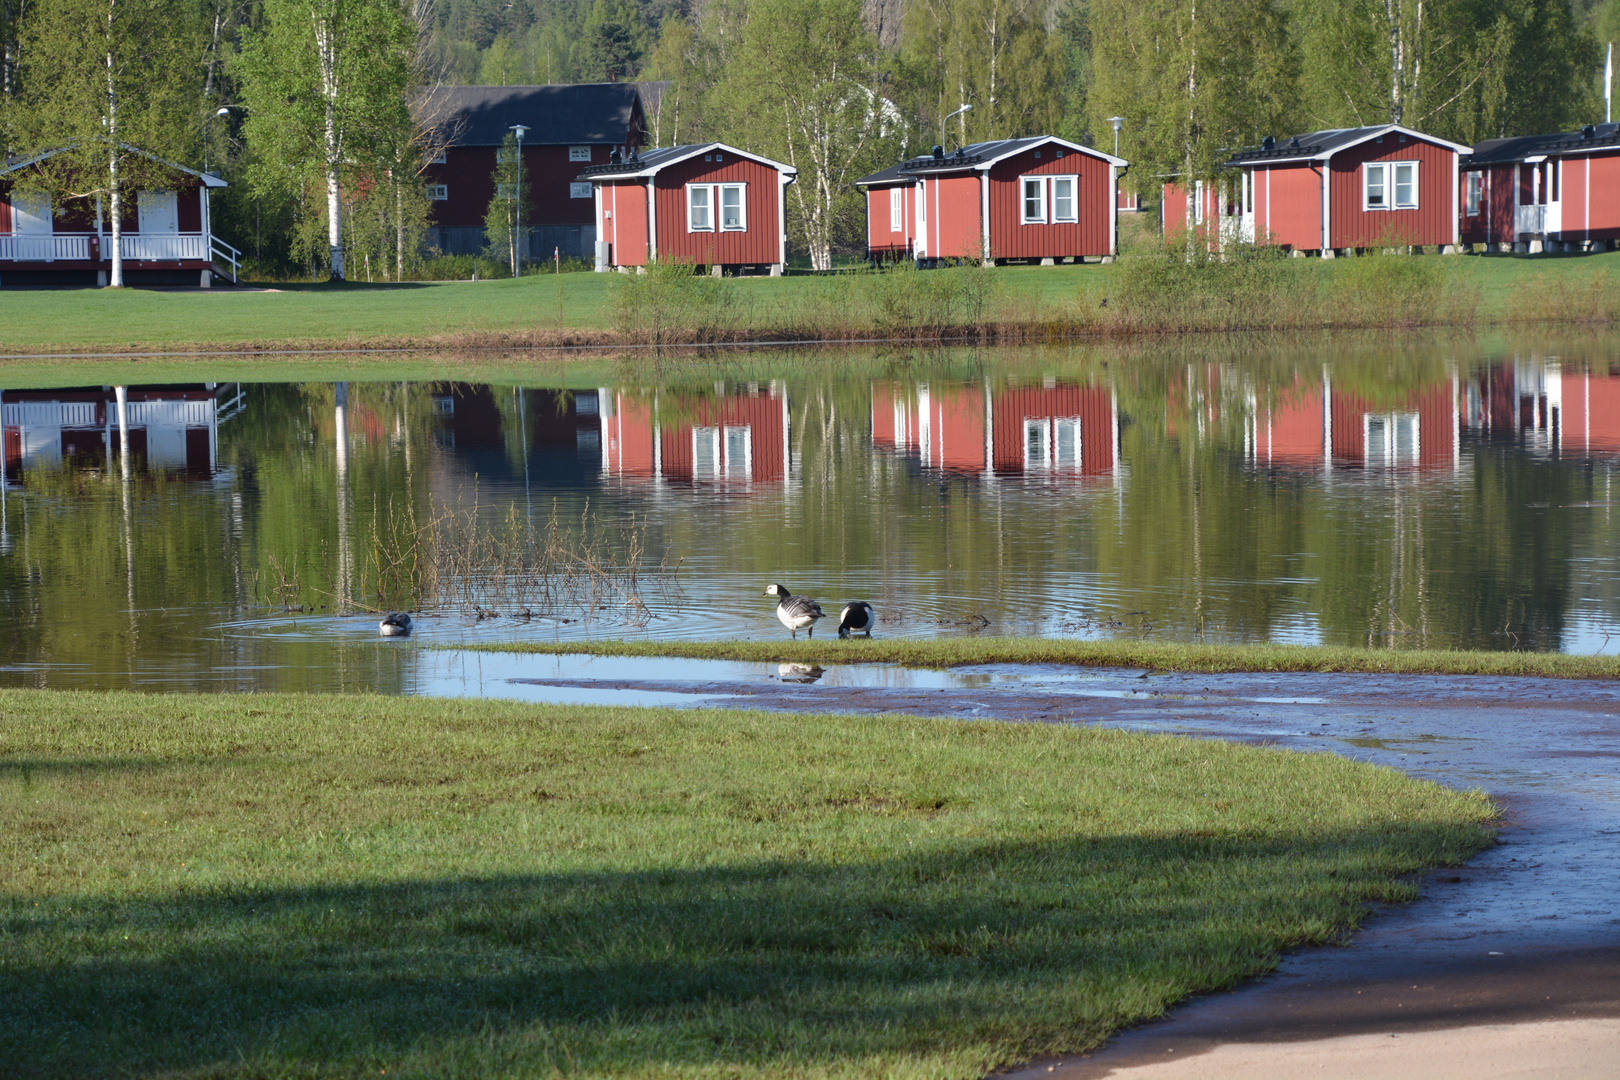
889,187,903,232
1051,176,1077,223
689,185,712,231
1365,161,1418,210
569,146,591,162
427,150,446,164
720,185,744,230
426,184,447,201
1024,418,1050,467
1465,172,1483,216
1365,413,1419,467
693,427,720,475
687,183,746,231
1022,177,1045,223
723,426,752,477
1193,180,1205,224
570,182,592,199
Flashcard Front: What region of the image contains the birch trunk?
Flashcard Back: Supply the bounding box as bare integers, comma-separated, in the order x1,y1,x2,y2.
394,171,404,281
105,8,123,289
316,12,345,280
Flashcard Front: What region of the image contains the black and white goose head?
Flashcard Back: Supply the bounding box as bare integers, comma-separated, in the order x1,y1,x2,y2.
764,583,824,639
837,601,875,638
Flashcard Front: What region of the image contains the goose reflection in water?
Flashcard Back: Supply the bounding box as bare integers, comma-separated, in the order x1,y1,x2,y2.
776,663,825,684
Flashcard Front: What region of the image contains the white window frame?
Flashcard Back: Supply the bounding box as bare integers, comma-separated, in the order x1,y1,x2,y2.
688,184,713,231
426,184,447,201
1021,176,1046,224
687,183,747,232
1193,180,1205,224
569,182,592,199
693,427,721,476
1053,417,1082,470
1024,418,1051,467
1364,412,1420,467
722,425,752,478
427,150,447,165
1465,172,1482,216
889,187,903,232
1050,175,1079,224
569,146,592,162
1364,160,1419,211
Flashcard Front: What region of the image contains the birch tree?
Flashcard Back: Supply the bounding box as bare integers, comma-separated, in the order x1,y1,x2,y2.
900,0,1063,146
5,0,201,286
234,0,415,281
721,0,894,269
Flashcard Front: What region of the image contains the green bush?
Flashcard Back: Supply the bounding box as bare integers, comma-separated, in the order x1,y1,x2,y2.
609,258,738,344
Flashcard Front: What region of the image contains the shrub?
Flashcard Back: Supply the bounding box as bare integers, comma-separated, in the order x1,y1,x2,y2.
609,258,737,344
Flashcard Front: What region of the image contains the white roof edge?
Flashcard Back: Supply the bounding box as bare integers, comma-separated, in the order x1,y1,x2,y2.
973,135,1127,170
595,141,797,180
1310,124,1471,160
1,142,226,187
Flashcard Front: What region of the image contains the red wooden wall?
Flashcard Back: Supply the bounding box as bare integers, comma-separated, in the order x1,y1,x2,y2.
1255,163,1323,250
1327,135,1456,248
600,180,650,266
866,184,914,257
1554,151,1620,243
651,155,782,266
991,385,1116,475
425,145,605,229
987,146,1113,259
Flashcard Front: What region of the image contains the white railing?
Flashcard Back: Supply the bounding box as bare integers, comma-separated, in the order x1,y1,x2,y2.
209,234,240,282
0,234,93,261
122,234,209,261
0,232,209,262
128,400,215,428
1516,204,1547,236
2,401,99,428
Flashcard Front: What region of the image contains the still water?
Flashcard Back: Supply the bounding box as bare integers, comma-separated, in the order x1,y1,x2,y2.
1,339,1617,692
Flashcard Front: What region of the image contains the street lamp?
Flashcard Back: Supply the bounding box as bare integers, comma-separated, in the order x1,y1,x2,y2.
941,103,972,149
204,106,232,171
510,124,529,273
1106,116,1126,158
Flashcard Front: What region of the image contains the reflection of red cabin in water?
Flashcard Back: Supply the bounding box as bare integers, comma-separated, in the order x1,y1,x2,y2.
1250,374,1459,469
871,381,1118,477
599,384,789,482
1462,362,1620,456
1,385,238,480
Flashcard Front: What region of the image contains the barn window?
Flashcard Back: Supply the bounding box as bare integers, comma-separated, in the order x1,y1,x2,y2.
1364,161,1417,210
570,182,592,199
719,184,746,230
1051,176,1078,223
569,146,591,162
689,185,712,231
1022,177,1046,223
426,184,447,200
1393,162,1417,207
1465,173,1483,216
1364,164,1386,208
890,187,903,232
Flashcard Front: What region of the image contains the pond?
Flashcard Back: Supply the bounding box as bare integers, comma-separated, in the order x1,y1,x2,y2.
1,337,1617,692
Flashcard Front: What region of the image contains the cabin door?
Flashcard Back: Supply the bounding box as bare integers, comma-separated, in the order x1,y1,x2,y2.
137,190,179,234
12,192,52,234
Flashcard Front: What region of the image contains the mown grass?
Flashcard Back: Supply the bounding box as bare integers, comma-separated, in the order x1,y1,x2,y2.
460,637,1620,679
2,247,1619,354
0,689,1494,1079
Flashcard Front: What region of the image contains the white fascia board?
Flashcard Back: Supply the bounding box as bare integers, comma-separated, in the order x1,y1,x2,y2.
3,142,226,187
607,142,798,181
973,136,1127,170
1312,125,1471,160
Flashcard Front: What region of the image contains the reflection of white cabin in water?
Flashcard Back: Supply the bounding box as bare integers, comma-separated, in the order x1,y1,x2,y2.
0,384,244,480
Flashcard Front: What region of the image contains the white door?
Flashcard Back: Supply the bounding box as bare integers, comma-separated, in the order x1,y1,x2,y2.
12,191,53,234
914,180,927,256
137,190,179,233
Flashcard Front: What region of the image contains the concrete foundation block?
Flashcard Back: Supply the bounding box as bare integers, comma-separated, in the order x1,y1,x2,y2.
96,270,108,287
1529,239,1544,253
769,263,783,277
1321,248,1336,259
200,269,212,288
1040,257,1055,266
710,265,724,278
1099,255,1114,264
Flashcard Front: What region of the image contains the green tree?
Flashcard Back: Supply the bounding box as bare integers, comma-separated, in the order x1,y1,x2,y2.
483,130,527,276
579,0,646,81
234,0,416,281
721,0,894,269
640,17,706,145
899,0,1063,146
4,0,204,287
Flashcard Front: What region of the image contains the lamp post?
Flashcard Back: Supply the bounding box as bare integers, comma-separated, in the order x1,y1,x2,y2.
1106,116,1125,159
204,106,231,171
510,124,529,273
941,103,972,149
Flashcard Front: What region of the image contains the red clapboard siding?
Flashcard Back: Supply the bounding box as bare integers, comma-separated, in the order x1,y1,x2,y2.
600,180,649,265
1457,164,1514,246
1328,135,1456,248
1258,163,1322,249
1560,152,1620,242
866,186,914,257
1414,384,1457,469
929,175,981,259
991,386,1115,475
178,186,202,232
652,155,781,265
921,384,985,473
1257,384,1325,466
426,145,601,229
988,147,1112,259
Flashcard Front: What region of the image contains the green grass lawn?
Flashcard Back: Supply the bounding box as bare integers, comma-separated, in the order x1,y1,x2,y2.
2,247,1617,354
461,637,1620,680
0,690,1493,1079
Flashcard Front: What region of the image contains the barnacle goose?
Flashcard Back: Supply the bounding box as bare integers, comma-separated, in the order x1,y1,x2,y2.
763,583,824,639
837,601,875,638
378,612,413,636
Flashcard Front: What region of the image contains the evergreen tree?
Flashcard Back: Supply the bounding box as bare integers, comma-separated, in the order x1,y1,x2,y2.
580,0,647,81
483,130,527,276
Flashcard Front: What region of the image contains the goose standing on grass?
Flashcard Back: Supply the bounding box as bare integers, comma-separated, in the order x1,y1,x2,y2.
378,612,413,637
837,601,875,638
764,584,824,639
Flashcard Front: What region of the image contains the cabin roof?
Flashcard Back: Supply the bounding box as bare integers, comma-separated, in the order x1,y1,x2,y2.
576,142,796,181
413,83,653,147
875,136,1126,179
1,142,225,186
1226,124,1470,166
1468,123,1620,164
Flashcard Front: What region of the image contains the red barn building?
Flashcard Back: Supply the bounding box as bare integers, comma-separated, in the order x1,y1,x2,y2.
580,143,796,275
855,136,1128,265
1,147,236,288
413,83,651,261
1164,125,1469,255
599,383,790,483
1460,124,1620,252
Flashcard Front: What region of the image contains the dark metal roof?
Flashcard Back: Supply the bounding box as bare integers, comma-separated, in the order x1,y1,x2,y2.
1466,124,1620,165
854,161,912,186
1224,125,1468,166
412,83,644,147
575,142,795,182
898,138,1046,174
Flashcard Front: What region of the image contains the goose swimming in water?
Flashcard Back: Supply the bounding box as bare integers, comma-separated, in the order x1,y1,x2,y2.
764,583,824,639
378,612,413,636
837,601,875,638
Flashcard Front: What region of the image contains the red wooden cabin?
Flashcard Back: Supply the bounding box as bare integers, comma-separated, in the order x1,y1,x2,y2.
1248,372,1458,471
1462,361,1620,457
580,143,796,275
0,147,236,288
856,136,1128,265
414,83,651,261
599,383,789,483
1460,124,1620,251
1164,125,1469,255
871,380,1118,478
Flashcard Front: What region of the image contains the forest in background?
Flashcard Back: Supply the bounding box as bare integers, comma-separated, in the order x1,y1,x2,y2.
0,0,1618,278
